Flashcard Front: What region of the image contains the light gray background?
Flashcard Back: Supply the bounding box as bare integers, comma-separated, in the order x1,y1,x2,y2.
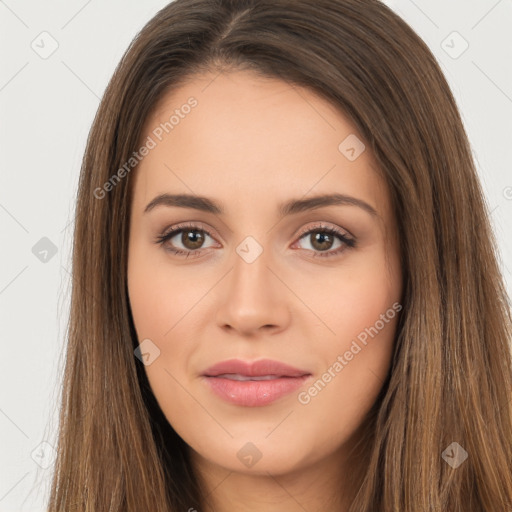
0,0,511,510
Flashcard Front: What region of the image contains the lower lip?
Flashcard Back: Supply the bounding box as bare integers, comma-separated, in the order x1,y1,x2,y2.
202,375,311,407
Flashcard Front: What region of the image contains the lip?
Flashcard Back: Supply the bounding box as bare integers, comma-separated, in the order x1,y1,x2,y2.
202,358,310,378
201,358,312,407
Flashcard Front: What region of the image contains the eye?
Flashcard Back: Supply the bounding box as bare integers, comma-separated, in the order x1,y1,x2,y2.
154,221,356,259
154,222,218,258
293,223,356,258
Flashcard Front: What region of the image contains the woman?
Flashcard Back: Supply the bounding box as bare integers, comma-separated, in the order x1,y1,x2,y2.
48,0,512,510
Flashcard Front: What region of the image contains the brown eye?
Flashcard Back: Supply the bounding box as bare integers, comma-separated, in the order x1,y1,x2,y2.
294,224,356,258
309,231,335,251
181,229,205,250
155,224,218,257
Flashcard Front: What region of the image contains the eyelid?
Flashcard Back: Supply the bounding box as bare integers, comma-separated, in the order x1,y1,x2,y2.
159,221,220,241
294,221,353,241
159,220,353,240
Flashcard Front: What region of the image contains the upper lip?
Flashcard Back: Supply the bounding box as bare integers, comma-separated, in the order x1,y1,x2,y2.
202,358,310,378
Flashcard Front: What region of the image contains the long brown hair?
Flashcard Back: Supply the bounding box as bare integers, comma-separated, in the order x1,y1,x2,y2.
48,0,512,510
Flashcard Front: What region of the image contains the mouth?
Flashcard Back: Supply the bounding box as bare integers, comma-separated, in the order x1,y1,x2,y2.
201,359,312,407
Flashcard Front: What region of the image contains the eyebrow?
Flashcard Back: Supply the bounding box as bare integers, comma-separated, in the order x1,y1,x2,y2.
144,192,378,218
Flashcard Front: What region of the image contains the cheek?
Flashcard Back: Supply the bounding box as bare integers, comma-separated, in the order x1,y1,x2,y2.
127,244,216,404
292,249,400,432
127,252,204,434
295,243,400,347
296,302,399,448
127,242,211,340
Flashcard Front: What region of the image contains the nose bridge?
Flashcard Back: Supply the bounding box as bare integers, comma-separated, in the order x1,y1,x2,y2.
230,234,273,300
215,234,290,334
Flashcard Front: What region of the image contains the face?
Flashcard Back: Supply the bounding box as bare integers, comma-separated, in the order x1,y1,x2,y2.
127,69,403,478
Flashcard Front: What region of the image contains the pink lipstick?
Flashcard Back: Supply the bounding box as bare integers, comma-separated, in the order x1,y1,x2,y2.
201,358,311,407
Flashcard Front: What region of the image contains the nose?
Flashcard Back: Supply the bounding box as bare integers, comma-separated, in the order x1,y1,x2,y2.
215,244,291,337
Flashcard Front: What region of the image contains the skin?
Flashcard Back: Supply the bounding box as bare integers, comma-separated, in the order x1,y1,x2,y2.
127,69,403,511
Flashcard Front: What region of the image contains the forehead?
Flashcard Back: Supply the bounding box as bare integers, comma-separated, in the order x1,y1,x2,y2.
132,70,389,222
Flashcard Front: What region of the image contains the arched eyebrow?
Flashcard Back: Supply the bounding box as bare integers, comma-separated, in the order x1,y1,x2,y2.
144,192,378,218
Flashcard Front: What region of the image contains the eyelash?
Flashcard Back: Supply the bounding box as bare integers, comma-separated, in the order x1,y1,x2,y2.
154,221,356,259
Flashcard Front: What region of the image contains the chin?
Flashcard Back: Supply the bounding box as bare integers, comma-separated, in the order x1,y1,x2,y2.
187,434,316,476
